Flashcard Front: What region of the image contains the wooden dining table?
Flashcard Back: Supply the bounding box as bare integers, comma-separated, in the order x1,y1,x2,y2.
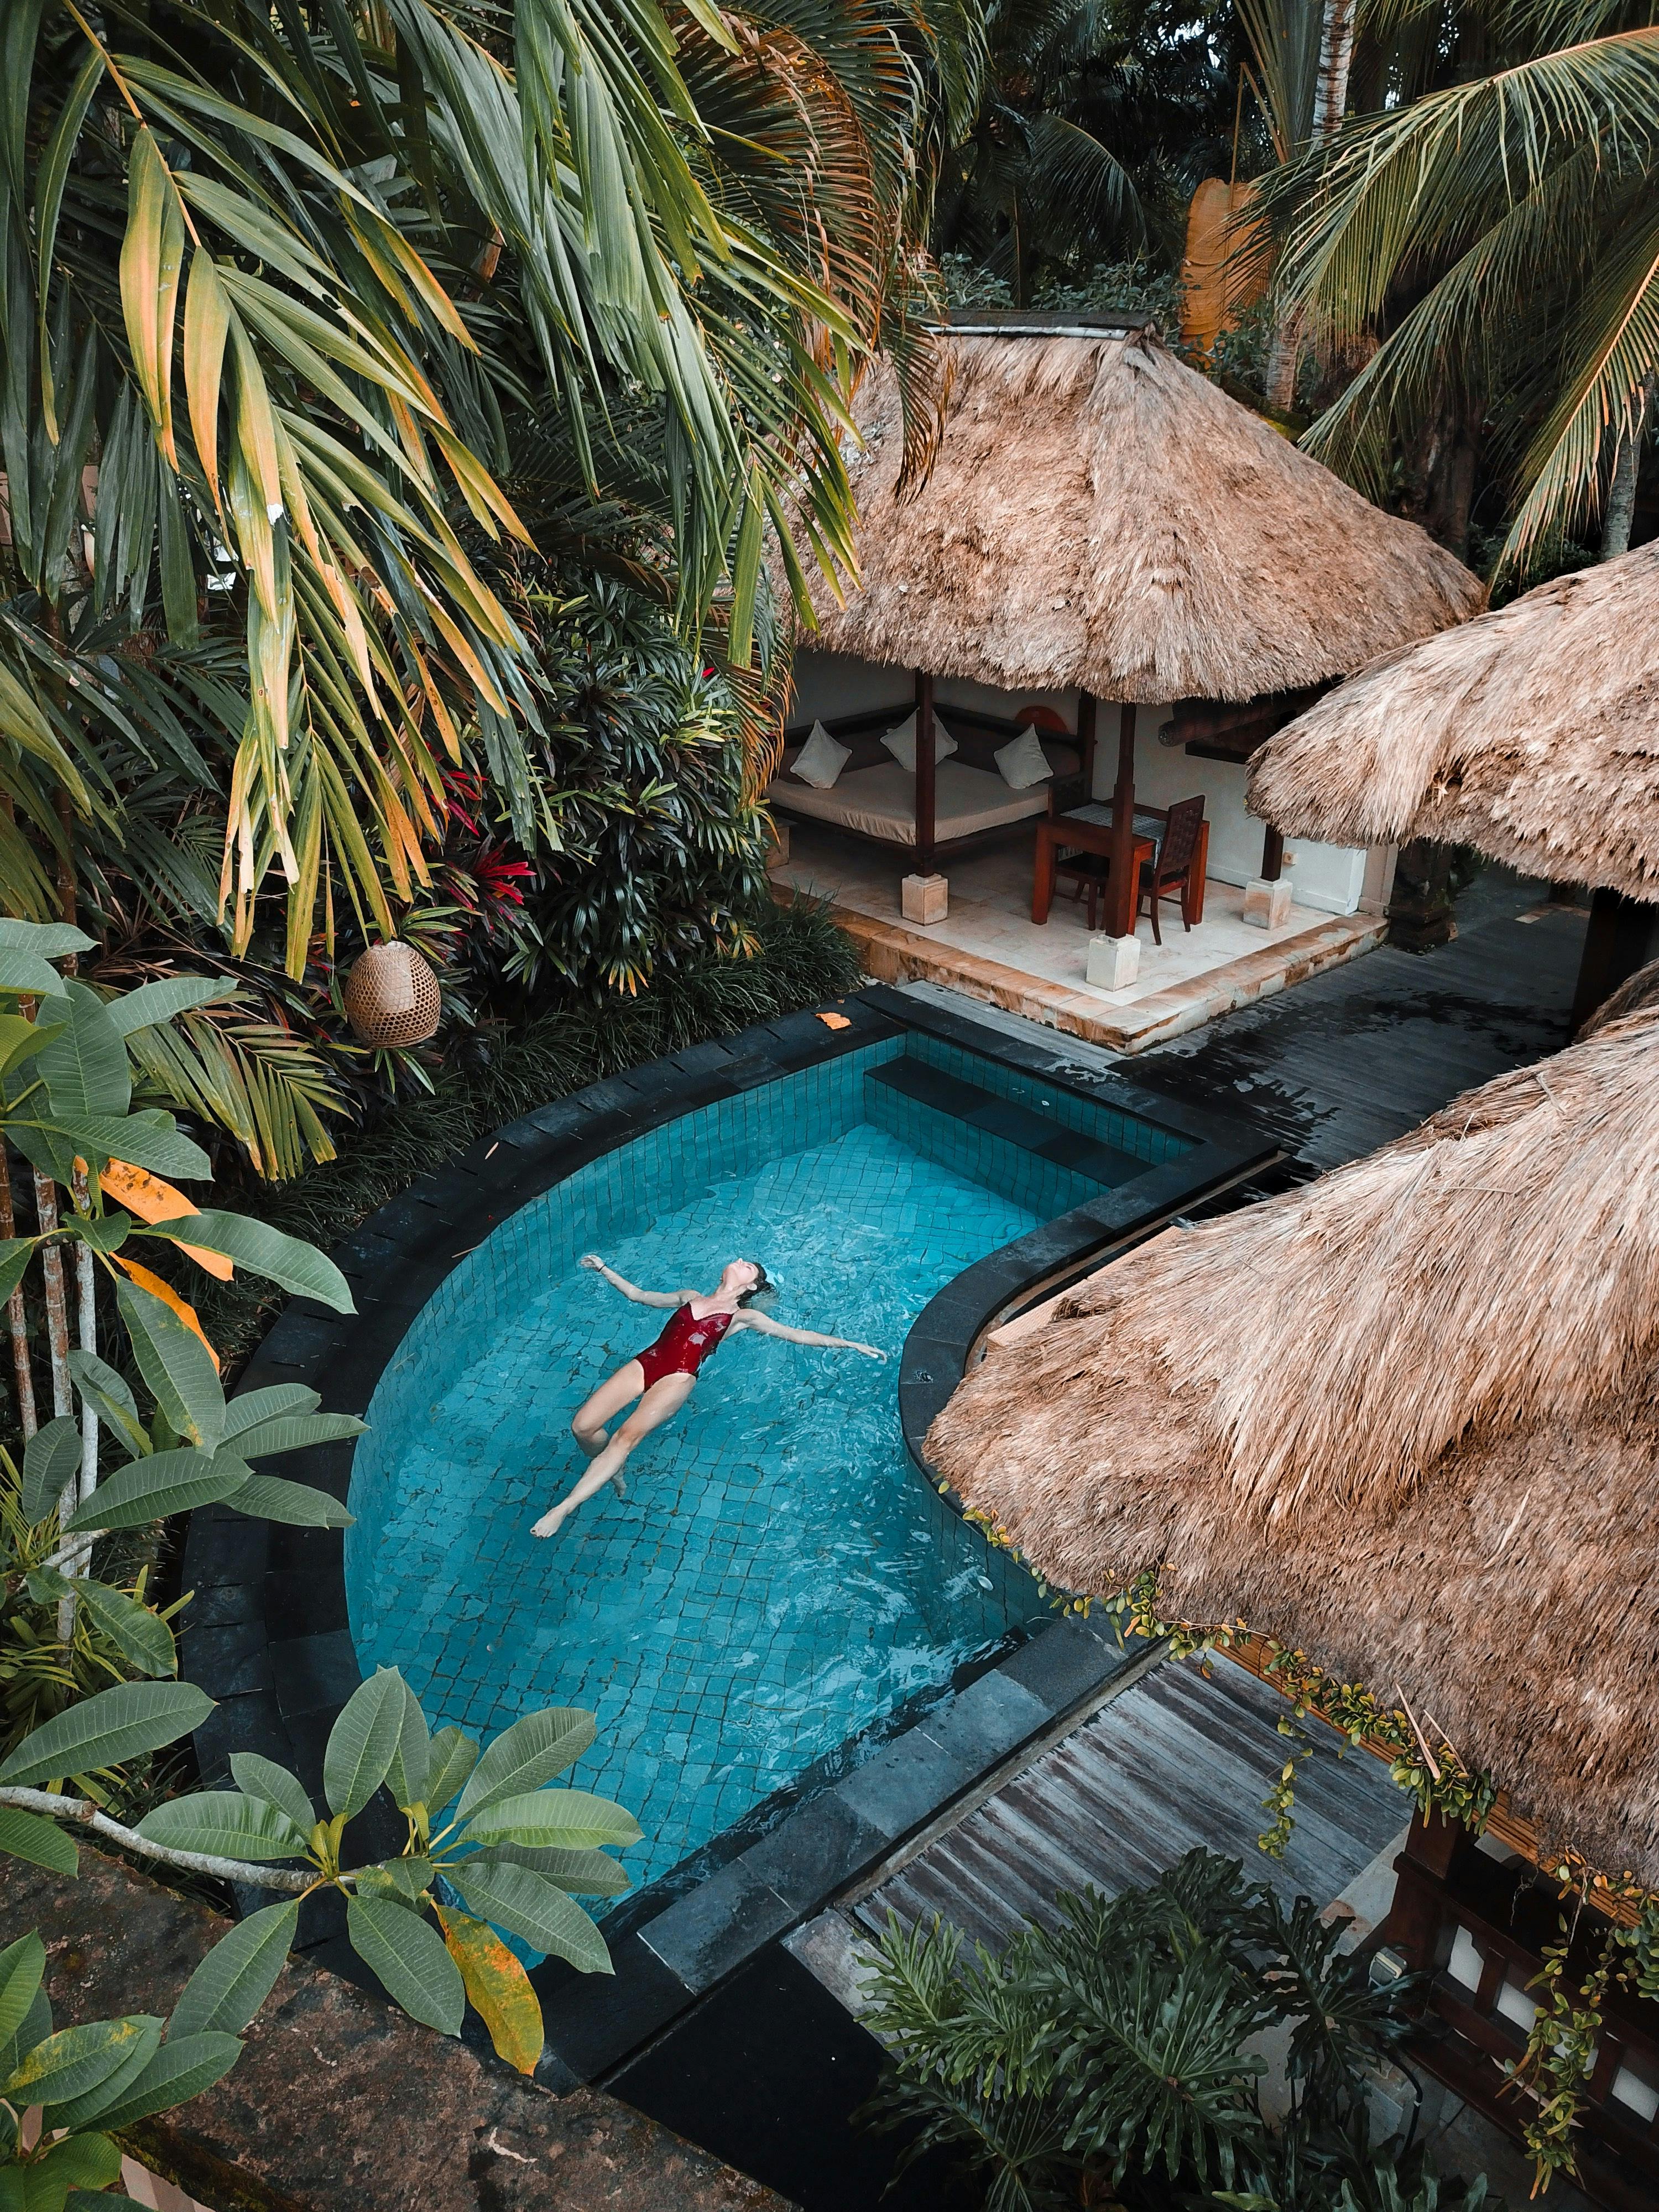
1031,802,1160,926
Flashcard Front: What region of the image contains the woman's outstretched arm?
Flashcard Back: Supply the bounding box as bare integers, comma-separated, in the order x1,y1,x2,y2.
737,1311,886,1360
580,1255,687,1308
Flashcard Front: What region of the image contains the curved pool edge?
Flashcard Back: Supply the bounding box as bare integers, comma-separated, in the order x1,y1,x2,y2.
179,983,1272,2084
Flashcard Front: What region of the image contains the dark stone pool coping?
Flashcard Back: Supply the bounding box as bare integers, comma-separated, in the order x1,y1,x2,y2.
181,983,1276,2088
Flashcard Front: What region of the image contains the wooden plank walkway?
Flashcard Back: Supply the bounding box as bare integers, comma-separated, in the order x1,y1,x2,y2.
849,1655,1407,1953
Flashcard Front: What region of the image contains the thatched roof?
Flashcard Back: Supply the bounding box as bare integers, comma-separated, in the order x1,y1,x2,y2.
1248,541,1659,896
803,326,1483,703
926,1006,1659,1882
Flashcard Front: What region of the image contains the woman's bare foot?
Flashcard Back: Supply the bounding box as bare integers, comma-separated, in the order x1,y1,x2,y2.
531,1505,570,1539
609,1473,626,1499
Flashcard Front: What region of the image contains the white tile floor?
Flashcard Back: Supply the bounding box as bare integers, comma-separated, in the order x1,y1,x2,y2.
774,820,1355,1011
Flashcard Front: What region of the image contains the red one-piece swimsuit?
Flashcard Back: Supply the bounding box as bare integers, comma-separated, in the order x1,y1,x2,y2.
634,1302,735,1389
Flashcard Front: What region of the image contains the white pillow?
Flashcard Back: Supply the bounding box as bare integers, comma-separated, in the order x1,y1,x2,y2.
881,711,958,774
994,725,1054,791
790,721,851,790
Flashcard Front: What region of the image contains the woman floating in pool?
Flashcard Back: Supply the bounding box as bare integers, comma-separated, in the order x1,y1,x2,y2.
530,1254,888,1538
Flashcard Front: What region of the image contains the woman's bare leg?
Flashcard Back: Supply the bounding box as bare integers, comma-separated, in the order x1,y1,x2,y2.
533,1372,696,1537
572,1360,646,1456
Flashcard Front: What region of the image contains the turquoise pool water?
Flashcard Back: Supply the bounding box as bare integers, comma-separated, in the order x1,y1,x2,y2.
345,1036,1185,1893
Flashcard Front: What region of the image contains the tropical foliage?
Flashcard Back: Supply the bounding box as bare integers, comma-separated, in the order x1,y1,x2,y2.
0,1924,246,2210
859,1847,1488,2212
1260,2,1659,571
0,1666,637,2073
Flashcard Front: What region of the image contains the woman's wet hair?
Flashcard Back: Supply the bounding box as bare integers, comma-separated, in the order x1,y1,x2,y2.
737,1262,774,1307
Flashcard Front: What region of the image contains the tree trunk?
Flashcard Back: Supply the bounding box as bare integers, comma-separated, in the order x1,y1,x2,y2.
32,1173,71,1423
1601,372,1655,561
0,1153,36,1438
1265,0,1357,415
59,1166,98,1632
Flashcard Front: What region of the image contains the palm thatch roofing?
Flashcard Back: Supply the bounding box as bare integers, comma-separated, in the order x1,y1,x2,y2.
926,1004,1659,1885
802,322,1484,703
1248,541,1659,897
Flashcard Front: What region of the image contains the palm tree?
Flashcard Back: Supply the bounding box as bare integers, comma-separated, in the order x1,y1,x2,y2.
2,0,948,976
1260,2,1659,571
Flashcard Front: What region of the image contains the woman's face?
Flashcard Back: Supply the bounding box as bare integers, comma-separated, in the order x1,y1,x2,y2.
723,1260,761,1298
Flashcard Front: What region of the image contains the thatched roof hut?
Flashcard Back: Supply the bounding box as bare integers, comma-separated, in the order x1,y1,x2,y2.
925,1003,1659,1884
806,319,1484,704
1246,541,1659,898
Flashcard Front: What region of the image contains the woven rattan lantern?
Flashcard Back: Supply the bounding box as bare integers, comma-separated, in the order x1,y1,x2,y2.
343,941,441,1047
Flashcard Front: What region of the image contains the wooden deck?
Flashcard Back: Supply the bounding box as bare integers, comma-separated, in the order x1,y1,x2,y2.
846,1654,1407,1955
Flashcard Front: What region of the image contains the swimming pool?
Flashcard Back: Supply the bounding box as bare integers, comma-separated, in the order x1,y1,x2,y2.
344,1032,1194,1893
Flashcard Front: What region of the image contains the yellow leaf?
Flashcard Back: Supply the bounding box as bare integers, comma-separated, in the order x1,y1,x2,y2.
184,251,231,514
111,1255,221,1371
434,1906,544,2075
120,128,186,468
101,1160,233,1281
230,317,284,522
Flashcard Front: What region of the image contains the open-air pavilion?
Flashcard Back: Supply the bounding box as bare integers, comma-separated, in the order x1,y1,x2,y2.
769,310,1483,1050
922,998,1659,2204
1249,540,1659,1024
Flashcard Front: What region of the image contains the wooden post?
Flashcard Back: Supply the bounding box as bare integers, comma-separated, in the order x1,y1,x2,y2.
1108,701,1138,937
914,668,936,877
1260,825,1284,881
1077,691,1097,799
1571,887,1659,1030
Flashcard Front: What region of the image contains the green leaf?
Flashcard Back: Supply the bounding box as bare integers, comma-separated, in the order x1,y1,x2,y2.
0,1936,46,2048
0,1242,32,1308
136,1211,354,1313
47,2018,164,2130
42,1114,211,1182
0,1014,64,1079
24,2128,122,2208
102,978,236,1038
68,1579,177,1677
224,1473,353,1528
22,1416,81,1522
226,1411,366,1460
446,1860,612,1974
0,922,93,959
425,1728,478,1815
0,1681,214,1788
0,1809,78,1876
324,1668,406,1818
228,1755,315,1837
480,1843,630,1898
0,950,70,998
169,1899,299,2038
116,1280,224,1450
63,1446,245,1533
35,983,132,1121
68,1211,131,1255
134,1792,308,1864
460,1789,641,1851
5,2017,155,2107
80,2032,241,2132
345,1897,464,2035
387,1678,430,1812
221,1384,320,1437
66,1352,149,1458
457,1708,597,1818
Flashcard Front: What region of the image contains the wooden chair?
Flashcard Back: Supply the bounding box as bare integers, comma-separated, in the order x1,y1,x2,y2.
1056,848,1112,931
1137,796,1205,944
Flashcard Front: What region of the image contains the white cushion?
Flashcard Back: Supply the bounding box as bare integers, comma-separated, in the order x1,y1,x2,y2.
790,721,851,789
994,725,1055,790
881,711,958,774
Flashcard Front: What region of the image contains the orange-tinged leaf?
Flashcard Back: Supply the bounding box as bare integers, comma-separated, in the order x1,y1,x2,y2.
111,1255,221,1370
231,317,284,520
102,1160,234,1281
434,1906,544,2075
120,128,186,468
184,251,231,514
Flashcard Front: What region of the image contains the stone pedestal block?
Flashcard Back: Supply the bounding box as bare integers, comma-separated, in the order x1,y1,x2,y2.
1243,877,1293,930
901,873,948,926
1086,932,1141,989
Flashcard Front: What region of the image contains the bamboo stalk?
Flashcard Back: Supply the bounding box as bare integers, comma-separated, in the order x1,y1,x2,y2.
59,1164,98,1634
0,1150,36,1438
32,1174,71,1418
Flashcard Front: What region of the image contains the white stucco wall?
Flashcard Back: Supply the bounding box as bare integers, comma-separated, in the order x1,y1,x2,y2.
786,650,1381,918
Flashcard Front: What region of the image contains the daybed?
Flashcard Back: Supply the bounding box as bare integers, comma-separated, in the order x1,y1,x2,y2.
766,696,1094,878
